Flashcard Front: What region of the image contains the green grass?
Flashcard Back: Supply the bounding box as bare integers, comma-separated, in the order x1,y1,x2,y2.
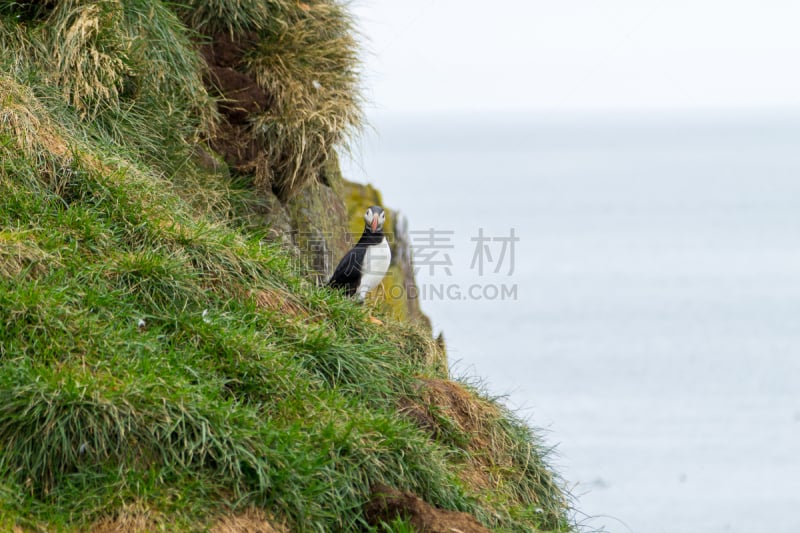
0,2,574,531
373,517,417,533
2,0,361,200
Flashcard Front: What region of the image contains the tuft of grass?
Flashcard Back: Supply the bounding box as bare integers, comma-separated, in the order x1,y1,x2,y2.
247,0,363,199
178,0,363,199
400,377,574,531
375,517,417,533
0,0,216,174
47,0,131,119
0,229,60,278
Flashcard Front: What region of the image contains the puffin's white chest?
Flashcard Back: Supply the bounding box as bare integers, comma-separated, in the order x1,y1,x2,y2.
357,237,391,301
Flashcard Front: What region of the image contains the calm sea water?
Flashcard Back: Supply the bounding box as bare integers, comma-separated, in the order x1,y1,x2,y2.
341,110,800,533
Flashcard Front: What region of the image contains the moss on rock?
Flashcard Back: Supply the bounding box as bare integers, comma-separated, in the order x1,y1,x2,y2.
286,179,350,284
342,178,432,332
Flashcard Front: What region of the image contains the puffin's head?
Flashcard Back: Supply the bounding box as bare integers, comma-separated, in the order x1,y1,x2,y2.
364,205,386,233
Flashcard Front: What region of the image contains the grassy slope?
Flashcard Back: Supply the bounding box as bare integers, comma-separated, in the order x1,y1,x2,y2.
0,2,572,531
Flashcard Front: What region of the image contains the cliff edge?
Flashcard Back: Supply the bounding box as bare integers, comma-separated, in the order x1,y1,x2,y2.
0,1,573,531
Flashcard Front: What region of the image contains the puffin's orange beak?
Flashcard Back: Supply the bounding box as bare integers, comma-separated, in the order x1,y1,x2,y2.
371,214,378,232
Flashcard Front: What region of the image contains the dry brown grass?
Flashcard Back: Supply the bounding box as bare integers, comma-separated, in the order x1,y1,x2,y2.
247,1,362,199
402,378,503,492
88,505,289,533
89,503,164,533
0,75,72,161
0,231,60,279
403,376,568,522
210,507,290,533
48,0,130,118
249,286,308,318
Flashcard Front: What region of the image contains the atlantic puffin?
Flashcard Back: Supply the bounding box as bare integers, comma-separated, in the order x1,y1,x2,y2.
328,206,391,301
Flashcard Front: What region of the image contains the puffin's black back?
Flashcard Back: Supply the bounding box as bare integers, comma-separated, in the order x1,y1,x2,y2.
327,228,386,296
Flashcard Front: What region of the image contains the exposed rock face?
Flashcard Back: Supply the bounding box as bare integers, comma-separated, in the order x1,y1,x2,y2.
207,65,269,123
259,190,295,250
365,484,492,533
200,32,271,185
286,181,351,285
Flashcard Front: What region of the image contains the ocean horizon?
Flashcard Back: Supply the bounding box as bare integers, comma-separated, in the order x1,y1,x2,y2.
341,109,800,533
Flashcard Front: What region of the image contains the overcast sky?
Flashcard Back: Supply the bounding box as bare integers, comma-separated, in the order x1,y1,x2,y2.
351,1,800,113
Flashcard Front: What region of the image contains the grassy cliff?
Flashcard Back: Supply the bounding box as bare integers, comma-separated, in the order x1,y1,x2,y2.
0,1,574,531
